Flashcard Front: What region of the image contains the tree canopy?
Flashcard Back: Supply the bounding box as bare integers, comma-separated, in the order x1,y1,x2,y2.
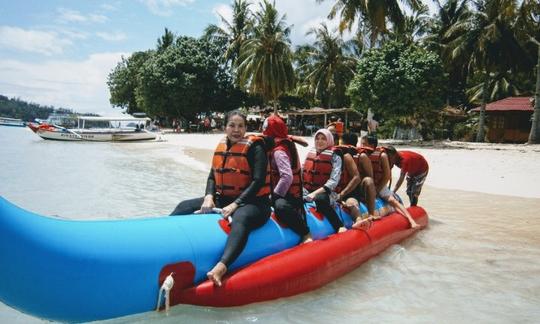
348,41,446,121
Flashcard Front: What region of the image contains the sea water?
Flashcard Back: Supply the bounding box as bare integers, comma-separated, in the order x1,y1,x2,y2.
1,126,540,323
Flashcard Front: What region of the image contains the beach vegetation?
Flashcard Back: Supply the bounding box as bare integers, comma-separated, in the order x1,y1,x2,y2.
296,23,357,110
100,0,540,141
203,0,254,85
236,0,295,113
347,40,446,130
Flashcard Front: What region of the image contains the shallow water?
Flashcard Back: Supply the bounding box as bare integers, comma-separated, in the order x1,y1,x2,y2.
1,127,540,323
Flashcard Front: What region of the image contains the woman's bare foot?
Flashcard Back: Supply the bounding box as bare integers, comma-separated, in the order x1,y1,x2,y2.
207,262,227,287
301,233,313,243
352,217,373,230
337,226,347,233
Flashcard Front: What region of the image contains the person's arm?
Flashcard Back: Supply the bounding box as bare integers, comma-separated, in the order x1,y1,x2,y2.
377,153,391,192
272,150,293,198
393,170,406,192
338,154,360,198
201,169,216,213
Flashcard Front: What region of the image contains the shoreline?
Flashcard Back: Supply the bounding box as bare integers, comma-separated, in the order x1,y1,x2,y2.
164,133,540,199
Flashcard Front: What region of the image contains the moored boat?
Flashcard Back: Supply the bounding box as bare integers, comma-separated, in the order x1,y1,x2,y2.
32,116,157,141
0,117,25,127
0,196,427,322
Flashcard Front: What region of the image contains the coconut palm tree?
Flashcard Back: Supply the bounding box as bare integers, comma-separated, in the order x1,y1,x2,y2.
424,0,471,106
384,3,431,45
301,23,357,109
157,28,175,52
529,39,540,144
444,0,531,142
236,0,295,113
203,0,253,73
319,0,421,43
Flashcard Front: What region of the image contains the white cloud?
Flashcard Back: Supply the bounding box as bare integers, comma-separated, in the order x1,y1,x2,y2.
139,0,195,16
212,4,233,30
100,3,119,11
57,8,108,24
0,26,71,56
96,31,127,41
0,53,128,115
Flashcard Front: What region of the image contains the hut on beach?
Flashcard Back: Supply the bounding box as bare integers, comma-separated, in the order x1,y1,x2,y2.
471,97,534,143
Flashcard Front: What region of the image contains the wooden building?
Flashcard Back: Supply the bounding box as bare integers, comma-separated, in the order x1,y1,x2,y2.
471,97,534,143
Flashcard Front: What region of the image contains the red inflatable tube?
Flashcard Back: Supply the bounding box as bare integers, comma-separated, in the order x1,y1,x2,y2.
173,206,428,307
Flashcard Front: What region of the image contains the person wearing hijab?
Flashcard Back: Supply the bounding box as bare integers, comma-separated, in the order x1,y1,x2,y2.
263,115,312,243
302,129,346,233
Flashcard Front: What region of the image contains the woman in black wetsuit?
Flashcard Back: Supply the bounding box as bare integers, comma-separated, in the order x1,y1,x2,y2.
170,110,271,286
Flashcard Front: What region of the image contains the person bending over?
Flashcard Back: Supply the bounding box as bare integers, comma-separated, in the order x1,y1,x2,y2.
367,145,419,229
170,110,272,286
263,115,312,243
303,129,346,233
385,147,428,207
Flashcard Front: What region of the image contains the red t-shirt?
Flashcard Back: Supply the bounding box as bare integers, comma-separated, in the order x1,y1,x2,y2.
397,151,428,176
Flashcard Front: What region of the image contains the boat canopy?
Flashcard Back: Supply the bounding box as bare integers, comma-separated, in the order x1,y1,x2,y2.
78,116,151,122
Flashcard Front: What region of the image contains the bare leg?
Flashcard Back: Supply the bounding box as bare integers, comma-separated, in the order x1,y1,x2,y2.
361,177,377,218
387,196,419,229
207,262,227,287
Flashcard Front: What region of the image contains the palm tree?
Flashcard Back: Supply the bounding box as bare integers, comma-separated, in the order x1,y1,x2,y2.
319,0,421,43
157,28,175,52
301,23,357,109
203,0,253,75
516,0,540,143
385,3,431,45
444,0,531,142
236,0,295,113
424,0,471,106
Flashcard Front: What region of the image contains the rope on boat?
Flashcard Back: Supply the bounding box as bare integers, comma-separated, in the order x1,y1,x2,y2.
155,272,175,313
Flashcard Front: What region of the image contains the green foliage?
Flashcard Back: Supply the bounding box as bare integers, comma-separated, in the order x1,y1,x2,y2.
236,0,295,110
0,95,75,121
107,51,153,114
453,115,486,141
300,23,357,109
348,41,446,122
135,36,238,119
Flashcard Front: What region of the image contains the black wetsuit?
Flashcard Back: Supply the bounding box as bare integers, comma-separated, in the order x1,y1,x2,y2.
170,140,271,267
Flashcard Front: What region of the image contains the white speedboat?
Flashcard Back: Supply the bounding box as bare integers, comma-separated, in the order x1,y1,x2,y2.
0,117,26,127
35,116,158,142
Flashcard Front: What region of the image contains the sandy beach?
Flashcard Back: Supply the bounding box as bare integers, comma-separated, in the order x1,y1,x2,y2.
165,132,540,199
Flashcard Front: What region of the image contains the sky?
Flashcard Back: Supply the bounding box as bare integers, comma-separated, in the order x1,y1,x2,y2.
0,0,345,116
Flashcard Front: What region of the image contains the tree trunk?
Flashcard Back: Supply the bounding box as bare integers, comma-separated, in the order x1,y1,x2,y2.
476,73,489,142
528,44,540,144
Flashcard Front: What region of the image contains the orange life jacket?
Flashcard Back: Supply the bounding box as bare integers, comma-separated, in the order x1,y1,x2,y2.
303,147,342,193
212,135,271,198
368,147,388,187
335,121,344,136
271,137,303,199
335,145,359,190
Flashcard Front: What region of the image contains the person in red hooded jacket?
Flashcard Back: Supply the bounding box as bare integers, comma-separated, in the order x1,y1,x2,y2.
263,115,312,243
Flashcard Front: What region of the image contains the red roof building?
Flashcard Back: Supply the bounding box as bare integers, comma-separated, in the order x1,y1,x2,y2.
471,96,534,143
